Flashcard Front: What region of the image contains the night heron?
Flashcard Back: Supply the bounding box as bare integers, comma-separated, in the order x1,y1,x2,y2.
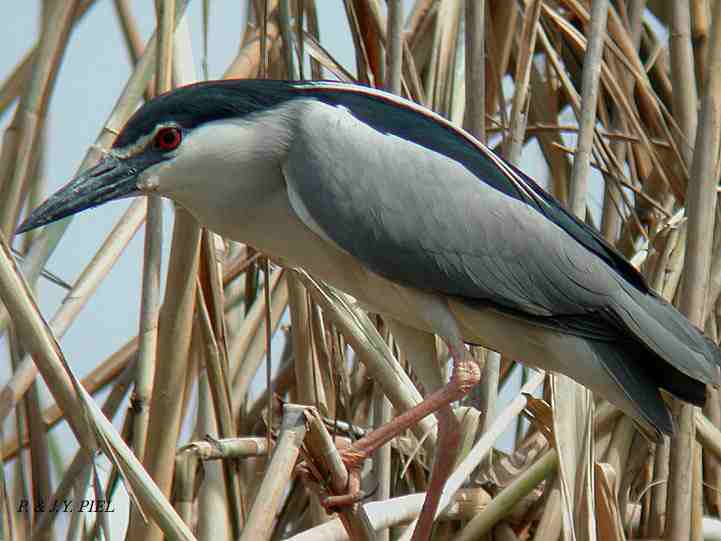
19,80,721,539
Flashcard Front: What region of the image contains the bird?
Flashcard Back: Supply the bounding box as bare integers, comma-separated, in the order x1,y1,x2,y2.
18,79,721,539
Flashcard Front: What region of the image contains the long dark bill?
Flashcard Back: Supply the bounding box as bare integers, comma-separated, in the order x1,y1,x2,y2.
17,154,142,234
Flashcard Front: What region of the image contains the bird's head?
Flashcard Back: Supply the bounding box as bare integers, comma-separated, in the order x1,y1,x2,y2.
17,102,188,235
17,80,296,235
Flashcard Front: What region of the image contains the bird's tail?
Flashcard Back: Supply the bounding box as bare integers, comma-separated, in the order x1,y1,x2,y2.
589,335,711,437
603,282,721,433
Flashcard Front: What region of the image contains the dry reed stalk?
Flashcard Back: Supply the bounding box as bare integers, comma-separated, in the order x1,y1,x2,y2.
455,449,558,541
5,2,721,538
371,385,393,540
667,1,721,538
15,335,52,541
463,0,485,141
0,199,145,426
128,0,166,495
240,404,307,541
295,270,438,448
0,0,79,238
0,235,196,539
245,357,295,430
128,10,204,538
180,437,269,459
228,267,284,377
670,0,699,167
129,208,201,540
398,370,545,540
30,361,135,537
302,407,374,539
0,0,98,117
2,337,135,460
288,277,327,413
3,238,253,464
173,445,198,526
507,0,542,163
691,0,710,92
286,487,489,541
0,0,192,342
287,274,330,526
552,3,609,540
231,273,289,412
196,278,245,535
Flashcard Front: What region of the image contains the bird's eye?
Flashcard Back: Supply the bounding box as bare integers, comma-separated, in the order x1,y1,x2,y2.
155,127,182,151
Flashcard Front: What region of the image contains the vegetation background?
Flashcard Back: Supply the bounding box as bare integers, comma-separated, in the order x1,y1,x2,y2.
1,1,721,540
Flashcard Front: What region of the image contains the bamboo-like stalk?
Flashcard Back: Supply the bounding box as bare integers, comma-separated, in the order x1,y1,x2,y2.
371,384,392,541
294,270,438,448
229,268,284,381
179,437,270,459
456,450,558,541
6,3,721,537
128,6,203,537
193,335,233,540
385,0,403,94
0,200,145,426
0,0,98,116
533,477,564,541
0,0,79,237
670,0,699,167
196,282,245,536
507,0,541,163
286,273,330,526
15,339,53,541
287,487,488,541
0,234,197,540
0,49,34,117
231,274,289,413
568,0,609,218
128,6,170,531
397,371,545,541
691,0,709,93
600,0,644,242
278,0,298,79
553,3,609,539
691,442,704,541
463,0,485,142
172,447,198,526
128,208,201,541
128,0,166,489
113,0,146,67
30,361,135,538
303,408,374,539
0,0,192,340
239,404,308,541
667,2,721,538
288,277,327,413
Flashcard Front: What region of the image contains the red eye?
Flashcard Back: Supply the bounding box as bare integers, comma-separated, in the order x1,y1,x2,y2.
155,127,181,150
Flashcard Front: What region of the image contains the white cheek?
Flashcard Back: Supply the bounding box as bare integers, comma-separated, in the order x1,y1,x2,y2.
137,162,171,192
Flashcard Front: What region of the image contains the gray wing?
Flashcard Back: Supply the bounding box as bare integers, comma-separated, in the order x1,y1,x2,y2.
282,99,720,386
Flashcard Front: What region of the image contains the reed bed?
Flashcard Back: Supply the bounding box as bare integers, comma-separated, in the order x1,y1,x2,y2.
2,1,721,539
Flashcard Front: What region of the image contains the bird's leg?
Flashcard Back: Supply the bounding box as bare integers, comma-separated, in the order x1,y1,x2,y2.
411,403,460,539
320,343,479,537
334,344,479,470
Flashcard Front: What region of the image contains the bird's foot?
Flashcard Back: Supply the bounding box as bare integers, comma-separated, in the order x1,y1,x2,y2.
298,446,368,511
318,467,365,510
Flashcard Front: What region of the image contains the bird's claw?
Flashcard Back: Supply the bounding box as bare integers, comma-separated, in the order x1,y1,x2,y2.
319,484,366,510
298,446,368,511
